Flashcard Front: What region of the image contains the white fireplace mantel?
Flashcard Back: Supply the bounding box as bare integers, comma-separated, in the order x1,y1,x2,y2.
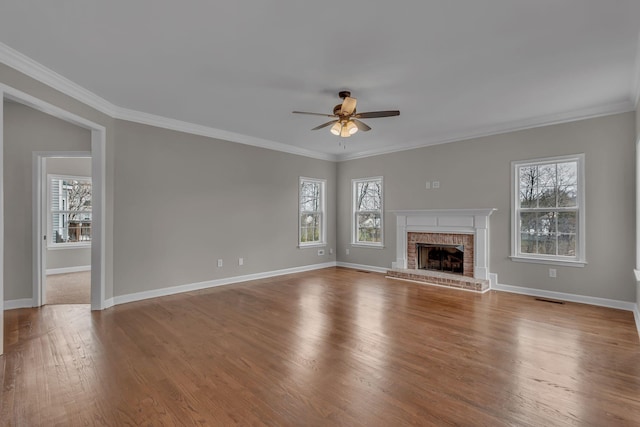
392,209,497,284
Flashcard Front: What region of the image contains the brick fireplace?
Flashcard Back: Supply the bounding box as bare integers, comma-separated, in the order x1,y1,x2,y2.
407,232,474,277
387,209,496,292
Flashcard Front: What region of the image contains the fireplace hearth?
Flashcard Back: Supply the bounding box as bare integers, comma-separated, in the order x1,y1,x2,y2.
387,209,496,292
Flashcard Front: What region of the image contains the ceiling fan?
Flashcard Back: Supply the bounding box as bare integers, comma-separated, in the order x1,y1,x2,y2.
293,91,400,138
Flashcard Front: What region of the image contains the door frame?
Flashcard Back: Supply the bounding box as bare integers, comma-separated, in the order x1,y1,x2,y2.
1,83,107,355
33,152,93,307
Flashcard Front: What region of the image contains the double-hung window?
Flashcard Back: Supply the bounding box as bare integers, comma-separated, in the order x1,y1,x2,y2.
352,177,383,246
511,154,585,266
299,177,326,246
49,175,92,248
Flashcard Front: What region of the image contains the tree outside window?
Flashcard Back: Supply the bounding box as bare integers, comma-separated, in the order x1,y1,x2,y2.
512,155,584,265
353,177,383,245
50,176,92,246
299,178,325,245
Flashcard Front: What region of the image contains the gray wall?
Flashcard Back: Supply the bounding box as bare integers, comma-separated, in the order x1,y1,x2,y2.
45,157,92,272
636,105,639,310
1,62,117,302
2,63,336,304
3,102,91,300
1,61,637,306
337,112,636,302
112,120,336,296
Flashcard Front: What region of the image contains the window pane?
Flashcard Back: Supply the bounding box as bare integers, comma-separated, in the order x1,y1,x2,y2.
519,166,538,208
557,184,577,207
300,213,321,242
514,157,581,261
557,212,576,256
357,212,381,243
300,181,320,212
536,186,556,208
520,233,537,254
61,179,92,210
51,177,92,245
538,164,556,188
52,212,92,243
520,212,557,255
557,162,577,186
536,231,557,255
356,181,381,211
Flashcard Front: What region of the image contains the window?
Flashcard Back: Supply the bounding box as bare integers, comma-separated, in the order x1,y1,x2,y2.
511,154,585,266
49,175,92,247
299,177,326,246
352,177,383,246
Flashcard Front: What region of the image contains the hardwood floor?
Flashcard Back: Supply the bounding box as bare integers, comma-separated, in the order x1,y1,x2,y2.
2,267,640,426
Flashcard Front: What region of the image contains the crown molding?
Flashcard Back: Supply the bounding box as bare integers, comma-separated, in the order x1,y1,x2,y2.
0,42,335,161
0,42,118,116
0,41,634,164
337,99,635,161
112,107,336,161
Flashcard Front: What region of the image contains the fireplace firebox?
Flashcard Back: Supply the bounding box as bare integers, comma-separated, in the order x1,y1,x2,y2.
417,243,464,275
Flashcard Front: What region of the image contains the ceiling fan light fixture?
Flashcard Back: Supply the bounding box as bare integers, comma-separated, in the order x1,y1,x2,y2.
292,90,400,140
346,121,358,135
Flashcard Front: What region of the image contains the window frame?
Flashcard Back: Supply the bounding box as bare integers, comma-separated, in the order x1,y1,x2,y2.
298,177,326,248
352,176,384,248
48,174,93,250
510,154,586,267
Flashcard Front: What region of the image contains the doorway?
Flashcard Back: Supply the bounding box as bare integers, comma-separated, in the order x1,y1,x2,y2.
39,156,92,305
1,84,106,356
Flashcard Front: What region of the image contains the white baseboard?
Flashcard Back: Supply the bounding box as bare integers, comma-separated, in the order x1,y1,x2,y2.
335,262,388,274
495,282,640,338
4,298,34,310
492,282,637,311
46,265,91,275
112,262,338,306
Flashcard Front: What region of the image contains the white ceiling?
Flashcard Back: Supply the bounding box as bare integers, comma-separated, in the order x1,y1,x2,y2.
1,1,639,160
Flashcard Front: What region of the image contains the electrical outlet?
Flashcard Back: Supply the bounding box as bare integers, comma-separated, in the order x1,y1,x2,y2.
549,268,557,278
239,258,244,266
217,259,223,268
329,248,334,254
346,248,350,255
425,181,431,189
432,181,440,189
317,249,325,256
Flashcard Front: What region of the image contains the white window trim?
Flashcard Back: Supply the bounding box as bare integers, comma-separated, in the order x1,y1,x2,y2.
298,177,326,248
510,154,586,267
352,176,384,247
48,173,92,250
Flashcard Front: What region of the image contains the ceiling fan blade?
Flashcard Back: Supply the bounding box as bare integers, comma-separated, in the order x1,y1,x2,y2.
311,120,338,130
340,97,357,115
354,110,400,119
352,119,371,132
292,111,336,117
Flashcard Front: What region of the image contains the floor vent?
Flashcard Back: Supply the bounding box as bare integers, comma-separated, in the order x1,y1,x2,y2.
357,270,371,273
535,298,565,304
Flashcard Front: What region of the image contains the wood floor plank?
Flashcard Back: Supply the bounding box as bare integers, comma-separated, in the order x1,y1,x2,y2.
2,267,640,425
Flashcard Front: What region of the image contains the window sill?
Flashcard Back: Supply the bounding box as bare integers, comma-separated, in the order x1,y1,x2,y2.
47,243,92,250
298,243,326,249
351,243,385,249
510,255,586,268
